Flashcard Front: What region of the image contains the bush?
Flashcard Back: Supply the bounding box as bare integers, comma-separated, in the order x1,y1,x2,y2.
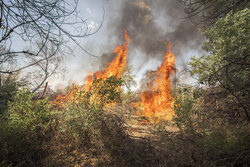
7,89,57,132
155,86,250,166
48,76,141,166
189,9,250,120
0,89,57,166
203,125,250,157
60,76,126,148
61,102,103,147
61,102,127,151
0,73,22,114
173,87,202,133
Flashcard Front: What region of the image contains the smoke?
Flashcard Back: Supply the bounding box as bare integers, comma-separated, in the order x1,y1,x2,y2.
114,1,165,56
140,70,156,91
100,0,203,69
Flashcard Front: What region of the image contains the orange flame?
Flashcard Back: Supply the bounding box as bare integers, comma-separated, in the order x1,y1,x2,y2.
84,30,129,90
139,42,176,122
53,31,130,107
52,83,82,107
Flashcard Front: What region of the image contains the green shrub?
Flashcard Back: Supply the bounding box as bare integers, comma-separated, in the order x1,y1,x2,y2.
173,87,201,133
189,9,250,120
61,102,103,147
90,76,124,107
0,89,57,166
0,74,22,114
56,75,138,163
7,89,57,133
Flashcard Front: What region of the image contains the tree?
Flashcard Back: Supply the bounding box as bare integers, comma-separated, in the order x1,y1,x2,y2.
189,9,250,120
26,40,62,93
180,0,249,29
0,0,102,74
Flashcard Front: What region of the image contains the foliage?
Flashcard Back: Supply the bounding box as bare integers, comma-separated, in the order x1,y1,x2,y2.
155,85,250,166
0,121,37,166
61,102,127,151
173,87,200,132
0,73,22,113
203,125,250,158
61,102,102,147
6,89,57,132
91,76,124,107
190,9,249,87
0,89,57,166
189,9,250,119
56,75,137,165
156,121,250,166
69,73,135,108
61,76,124,143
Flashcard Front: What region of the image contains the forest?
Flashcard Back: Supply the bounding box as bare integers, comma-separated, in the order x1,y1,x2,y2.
0,0,249,166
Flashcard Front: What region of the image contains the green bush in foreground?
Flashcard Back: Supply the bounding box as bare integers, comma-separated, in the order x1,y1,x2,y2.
0,73,22,114
173,87,203,133
189,9,250,120
7,89,57,132
0,89,57,166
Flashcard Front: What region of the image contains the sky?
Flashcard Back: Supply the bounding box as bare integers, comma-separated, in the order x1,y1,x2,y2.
9,0,205,90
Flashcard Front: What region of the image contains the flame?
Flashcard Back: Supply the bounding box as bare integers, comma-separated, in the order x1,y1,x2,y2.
139,42,176,122
52,83,82,107
84,30,129,90
53,31,129,107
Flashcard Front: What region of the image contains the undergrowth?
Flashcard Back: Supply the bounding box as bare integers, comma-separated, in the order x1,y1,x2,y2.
0,76,249,167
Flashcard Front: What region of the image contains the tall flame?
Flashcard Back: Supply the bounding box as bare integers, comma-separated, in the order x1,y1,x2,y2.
53,31,129,107
85,30,129,90
139,42,176,122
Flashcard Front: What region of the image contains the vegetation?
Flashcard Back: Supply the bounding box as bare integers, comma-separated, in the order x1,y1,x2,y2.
0,89,57,166
0,2,249,167
0,73,23,113
189,8,250,120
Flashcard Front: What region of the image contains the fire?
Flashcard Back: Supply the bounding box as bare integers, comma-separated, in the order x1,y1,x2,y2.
52,83,82,107
53,30,129,107
84,30,129,90
139,42,176,122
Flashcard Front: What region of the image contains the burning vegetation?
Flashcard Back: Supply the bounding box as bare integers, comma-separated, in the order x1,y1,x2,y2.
84,30,129,90
53,31,177,124
53,30,129,108
139,42,176,122
0,4,249,166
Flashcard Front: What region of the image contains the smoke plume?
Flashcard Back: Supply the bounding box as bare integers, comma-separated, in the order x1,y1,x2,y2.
100,0,203,69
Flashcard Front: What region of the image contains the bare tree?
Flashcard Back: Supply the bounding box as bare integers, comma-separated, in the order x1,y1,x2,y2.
180,0,249,29
23,40,61,93
0,0,103,74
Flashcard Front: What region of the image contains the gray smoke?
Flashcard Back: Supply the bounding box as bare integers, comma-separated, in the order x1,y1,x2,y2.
100,0,203,69
114,0,165,56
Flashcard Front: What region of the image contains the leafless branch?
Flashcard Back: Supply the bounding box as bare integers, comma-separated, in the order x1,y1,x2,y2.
0,0,104,75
